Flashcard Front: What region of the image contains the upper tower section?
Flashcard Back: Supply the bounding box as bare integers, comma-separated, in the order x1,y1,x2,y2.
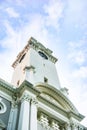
11,37,61,89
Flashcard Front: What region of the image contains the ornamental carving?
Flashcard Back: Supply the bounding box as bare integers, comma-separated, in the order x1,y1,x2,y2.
21,93,32,102
51,120,60,130
39,113,50,129
31,98,38,105
0,98,7,114
41,93,63,109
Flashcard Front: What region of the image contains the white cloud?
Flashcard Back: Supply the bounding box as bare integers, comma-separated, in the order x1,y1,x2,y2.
0,52,13,82
8,0,29,7
64,0,87,27
72,66,87,79
5,7,19,18
68,39,87,65
0,20,21,52
68,50,85,65
44,0,64,29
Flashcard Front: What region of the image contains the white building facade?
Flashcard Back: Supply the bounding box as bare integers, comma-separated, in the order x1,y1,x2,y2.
0,37,86,130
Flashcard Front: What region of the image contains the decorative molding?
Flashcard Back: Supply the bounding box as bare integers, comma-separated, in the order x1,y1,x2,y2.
20,92,38,107
39,113,50,129
41,93,63,109
24,65,35,71
38,113,61,130
51,120,60,130
11,100,19,109
60,87,69,96
21,93,32,102
0,91,12,102
12,37,57,67
24,65,36,74
31,98,38,106
0,97,7,114
73,124,85,130
29,37,58,63
36,83,84,119
69,120,86,130
0,78,16,96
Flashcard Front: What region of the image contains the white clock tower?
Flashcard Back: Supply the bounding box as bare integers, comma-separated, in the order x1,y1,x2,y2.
11,37,61,89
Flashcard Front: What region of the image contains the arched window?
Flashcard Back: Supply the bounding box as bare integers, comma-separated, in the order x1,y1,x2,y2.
19,53,26,63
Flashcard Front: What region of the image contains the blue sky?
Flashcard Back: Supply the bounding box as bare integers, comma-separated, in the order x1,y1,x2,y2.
0,0,87,126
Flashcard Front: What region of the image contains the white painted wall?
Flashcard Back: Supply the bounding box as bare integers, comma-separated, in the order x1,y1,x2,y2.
11,48,61,89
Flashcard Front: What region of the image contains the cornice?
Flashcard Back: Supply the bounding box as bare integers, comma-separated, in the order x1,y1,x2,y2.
68,111,85,122
16,80,40,97
28,37,58,63
12,37,58,68
0,79,40,98
0,78,16,95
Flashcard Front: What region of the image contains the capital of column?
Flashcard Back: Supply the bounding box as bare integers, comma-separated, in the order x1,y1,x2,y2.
12,101,18,109
31,98,38,106
21,93,32,103
11,98,19,109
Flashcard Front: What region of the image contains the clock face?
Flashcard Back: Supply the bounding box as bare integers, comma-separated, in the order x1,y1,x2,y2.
38,51,48,60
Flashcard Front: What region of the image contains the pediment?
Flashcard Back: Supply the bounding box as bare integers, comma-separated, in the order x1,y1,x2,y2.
35,83,78,114
41,93,65,110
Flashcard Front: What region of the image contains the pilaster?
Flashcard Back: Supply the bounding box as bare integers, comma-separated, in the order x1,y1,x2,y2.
7,99,18,130
30,98,38,130
18,93,31,130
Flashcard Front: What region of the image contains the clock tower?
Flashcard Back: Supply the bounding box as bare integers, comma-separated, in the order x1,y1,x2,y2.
11,37,61,89
0,37,86,130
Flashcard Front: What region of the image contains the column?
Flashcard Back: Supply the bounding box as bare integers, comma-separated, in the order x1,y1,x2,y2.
18,93,31,130
30,98,38,130
7,100,18,130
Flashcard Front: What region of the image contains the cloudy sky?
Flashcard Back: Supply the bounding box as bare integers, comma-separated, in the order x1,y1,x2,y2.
0,0,87,126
